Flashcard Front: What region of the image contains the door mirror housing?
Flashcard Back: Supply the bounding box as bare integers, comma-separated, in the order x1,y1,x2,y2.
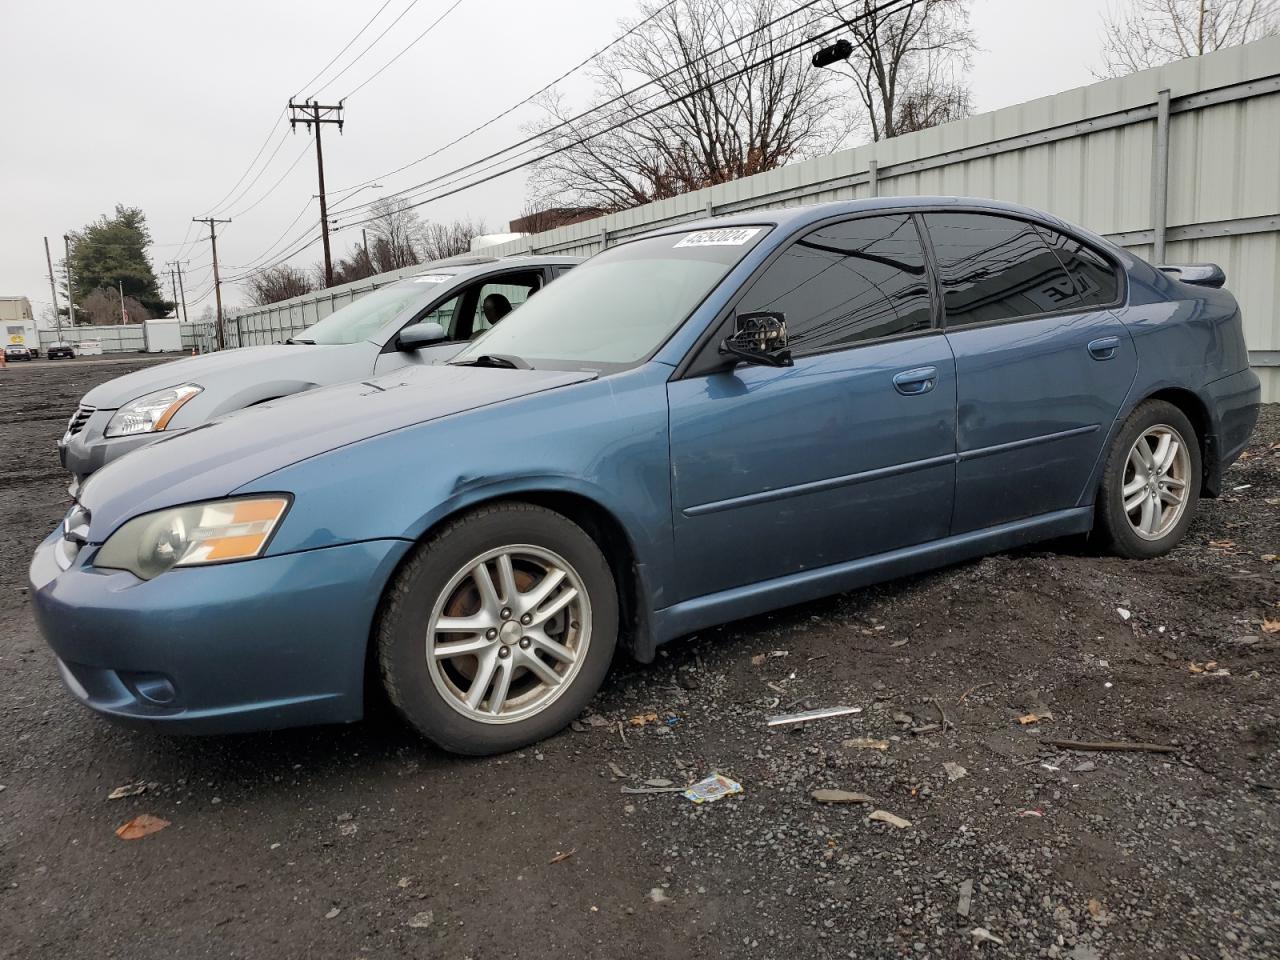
719,312,793,368
397,321,447,351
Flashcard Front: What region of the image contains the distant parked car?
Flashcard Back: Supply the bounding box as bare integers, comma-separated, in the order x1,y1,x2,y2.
56,254,579,488
46,342,75,360
30,197,1259,755
4,344,31,361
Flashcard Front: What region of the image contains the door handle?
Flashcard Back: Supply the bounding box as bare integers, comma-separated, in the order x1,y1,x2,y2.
1088,336,1120,360
892,366,937,396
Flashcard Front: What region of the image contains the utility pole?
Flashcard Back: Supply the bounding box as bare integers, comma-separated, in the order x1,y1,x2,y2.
362,228,370,268
62,234,76,326
168,267,180,320
288,99,344,288
167,260,190,323
118,280,127,324
43,236,62,344
192,217,230,349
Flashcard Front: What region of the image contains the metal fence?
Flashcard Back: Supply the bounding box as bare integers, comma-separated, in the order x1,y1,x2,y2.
36,324,202,353
225,35,1280,401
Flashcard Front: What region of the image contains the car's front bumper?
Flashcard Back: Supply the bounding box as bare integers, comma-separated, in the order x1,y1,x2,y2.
57,413,174,483
29,530,412,733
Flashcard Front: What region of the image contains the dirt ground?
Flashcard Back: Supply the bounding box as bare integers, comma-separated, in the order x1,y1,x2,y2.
1,357,1277,960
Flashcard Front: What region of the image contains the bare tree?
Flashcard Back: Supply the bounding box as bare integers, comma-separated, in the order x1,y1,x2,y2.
1098,0,1278,77
826,0,975,143
420,218,488,261
246,265,315,305
80,287,152,325
328,243,378,286
365,197,423,271
525,0,842,212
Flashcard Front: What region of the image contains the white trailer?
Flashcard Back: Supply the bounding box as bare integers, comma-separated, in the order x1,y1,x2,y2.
1,297,38,357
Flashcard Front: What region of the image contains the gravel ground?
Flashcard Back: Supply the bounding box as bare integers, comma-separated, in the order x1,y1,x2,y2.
1,359,1277,960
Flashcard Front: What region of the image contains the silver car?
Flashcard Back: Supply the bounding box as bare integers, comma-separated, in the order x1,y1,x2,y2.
59,254,580,487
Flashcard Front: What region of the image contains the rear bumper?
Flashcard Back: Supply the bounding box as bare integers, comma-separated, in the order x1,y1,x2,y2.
1204,367,1261,496
29,531,412,733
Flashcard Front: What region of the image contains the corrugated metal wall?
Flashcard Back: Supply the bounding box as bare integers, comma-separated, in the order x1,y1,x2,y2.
226,35,1280,400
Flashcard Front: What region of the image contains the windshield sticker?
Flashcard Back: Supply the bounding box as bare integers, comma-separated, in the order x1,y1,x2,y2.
674,227,762,248
413,274,453,283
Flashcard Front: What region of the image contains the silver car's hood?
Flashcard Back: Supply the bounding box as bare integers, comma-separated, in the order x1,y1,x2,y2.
79,345,346,409
77,363,598,541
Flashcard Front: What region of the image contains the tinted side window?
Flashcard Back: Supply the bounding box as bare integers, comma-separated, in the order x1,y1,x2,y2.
736,215,932,355
1036,228,1119,307
925,213,1079,326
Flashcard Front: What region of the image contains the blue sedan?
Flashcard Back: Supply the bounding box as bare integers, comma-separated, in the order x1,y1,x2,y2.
30,197,1260,754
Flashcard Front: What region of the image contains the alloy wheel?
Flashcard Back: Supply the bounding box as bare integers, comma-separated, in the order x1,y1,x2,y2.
1121,424,1191,541
425,544,591,724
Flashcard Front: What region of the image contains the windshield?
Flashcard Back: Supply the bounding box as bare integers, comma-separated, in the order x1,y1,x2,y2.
300,278,451,345
449,228,768,368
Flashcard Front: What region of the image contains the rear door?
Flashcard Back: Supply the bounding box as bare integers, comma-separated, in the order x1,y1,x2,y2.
666,214,957,601
924,212,1136,532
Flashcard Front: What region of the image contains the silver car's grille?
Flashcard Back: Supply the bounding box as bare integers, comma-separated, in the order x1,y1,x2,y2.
56,503,91,571
66,405,94,436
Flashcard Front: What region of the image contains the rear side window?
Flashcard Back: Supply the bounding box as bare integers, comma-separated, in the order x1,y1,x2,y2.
925,213,1079,327
735,214,932,356
1036,228,1119,307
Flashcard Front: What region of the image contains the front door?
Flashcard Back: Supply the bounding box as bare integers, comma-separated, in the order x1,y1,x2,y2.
923,212,1138,532
666,214,957,602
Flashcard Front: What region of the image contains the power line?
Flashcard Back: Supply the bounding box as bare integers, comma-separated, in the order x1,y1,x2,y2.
202,109,287,216
208,127,293,216
294,0,397,97
311,0,423,97
330,0,855,218
223,198,315,272
341,0,468,100
226,136,315,219
326,0,679,203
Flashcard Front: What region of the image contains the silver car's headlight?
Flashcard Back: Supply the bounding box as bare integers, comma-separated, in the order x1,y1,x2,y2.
104,384,202,438
94,496,291,580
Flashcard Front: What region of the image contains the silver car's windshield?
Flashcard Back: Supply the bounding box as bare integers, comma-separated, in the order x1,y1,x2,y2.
449,229,767,369
300,279,452,345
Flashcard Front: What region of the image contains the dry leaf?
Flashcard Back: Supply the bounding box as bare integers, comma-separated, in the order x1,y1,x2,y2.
115,814,170,840
868,809,912,829
750,654,766,666
1261,554,1278,562
1087,898,1105,918
1262,619,1280,635
1018,713,1049,725
1208,540,1237,551
549,849,576,864
628,712,659,727
107,782,147,800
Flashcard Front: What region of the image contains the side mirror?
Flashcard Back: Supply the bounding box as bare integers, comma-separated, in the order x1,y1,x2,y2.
396,321,447,351
719,312,793,368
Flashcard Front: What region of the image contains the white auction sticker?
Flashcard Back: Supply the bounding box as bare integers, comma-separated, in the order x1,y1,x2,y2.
412,274,453,283
674,227,762,248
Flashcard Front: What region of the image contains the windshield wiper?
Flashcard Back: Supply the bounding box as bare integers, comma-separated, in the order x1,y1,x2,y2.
285,337,316,345
454,353,532,370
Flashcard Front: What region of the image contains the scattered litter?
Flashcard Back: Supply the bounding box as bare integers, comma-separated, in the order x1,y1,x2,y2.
957,879,974,917
549,849,576,864
397,877,412,888
406,910,434,929
943,761,967,782
766,681,787,695
889,638,909,648
1018,712,1051,725
1043,739,1177,754
1087,898,1105,919
628,712,659,727
115,814,170,840
1072,760,1097,773
583,714,610,728
769,650,789,658
1116,607,1132,621
107,782,148,800
751,653,767,666
1018,809,1044,818
644,778,674,788
621,784,686,795
648,887,670,904
810,789,873,804
325,907,341,920
868,809,912,829
842,738,890,751
683,774,743,804
608,762,627,779
892,712,914,725
1262,619,1280,635
1233,484,1252,492
971,927,1005,946
767,705,862,727
1188,661,1231,676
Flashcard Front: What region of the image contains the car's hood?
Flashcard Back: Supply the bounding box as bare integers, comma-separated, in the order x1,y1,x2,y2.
79,345,345,409
77,363,598,541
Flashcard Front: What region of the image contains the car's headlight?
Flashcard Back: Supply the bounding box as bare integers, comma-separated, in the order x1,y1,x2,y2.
94,496,291,580
104,384,202,437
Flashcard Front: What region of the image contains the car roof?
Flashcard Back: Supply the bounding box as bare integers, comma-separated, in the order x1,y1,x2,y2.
639,195,1074,239
384,252,584,288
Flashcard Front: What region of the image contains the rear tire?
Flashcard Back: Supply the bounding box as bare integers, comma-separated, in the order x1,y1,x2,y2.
1096,400,1201,559
376,501,617,755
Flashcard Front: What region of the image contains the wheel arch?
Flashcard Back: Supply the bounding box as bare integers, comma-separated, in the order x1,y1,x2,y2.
1141,386,1217,497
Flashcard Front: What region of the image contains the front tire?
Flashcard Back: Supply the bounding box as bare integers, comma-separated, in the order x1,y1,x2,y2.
1096,400,1201,559
376,502,618,755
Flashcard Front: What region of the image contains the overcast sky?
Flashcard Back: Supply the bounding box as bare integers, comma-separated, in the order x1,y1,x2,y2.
1,0,1113,319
